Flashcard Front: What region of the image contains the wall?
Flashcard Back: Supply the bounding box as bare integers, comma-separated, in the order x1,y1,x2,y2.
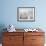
0,0,46,30
0,0,46,44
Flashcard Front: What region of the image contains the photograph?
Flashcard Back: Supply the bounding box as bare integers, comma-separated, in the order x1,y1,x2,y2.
17,7,35,22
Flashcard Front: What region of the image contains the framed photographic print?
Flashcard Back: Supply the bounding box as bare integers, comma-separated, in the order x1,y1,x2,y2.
17,7,35,22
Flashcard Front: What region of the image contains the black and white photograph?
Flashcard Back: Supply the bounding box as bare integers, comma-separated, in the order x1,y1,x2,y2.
17,7,35,22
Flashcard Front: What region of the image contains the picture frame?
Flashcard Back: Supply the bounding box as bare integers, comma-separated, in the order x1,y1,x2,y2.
17,7,35,22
